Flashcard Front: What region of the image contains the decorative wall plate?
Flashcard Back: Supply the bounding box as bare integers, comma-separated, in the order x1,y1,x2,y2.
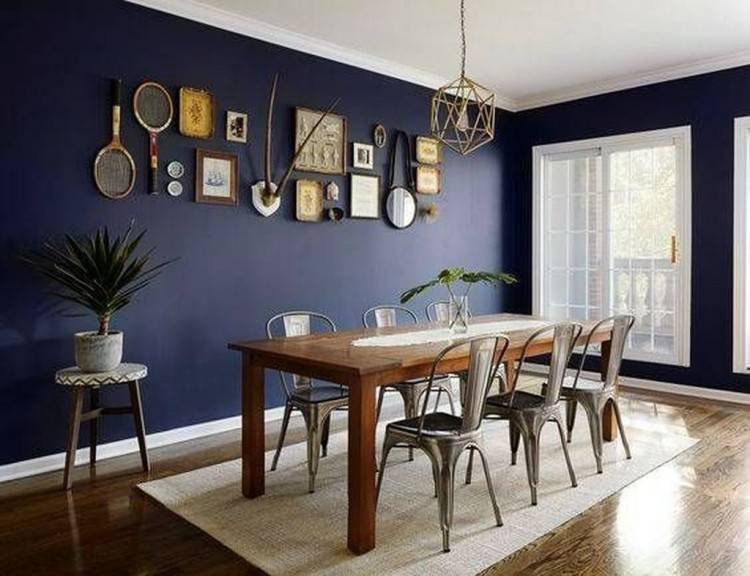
167,180,183,196
251,180,280,217
167,161,184,179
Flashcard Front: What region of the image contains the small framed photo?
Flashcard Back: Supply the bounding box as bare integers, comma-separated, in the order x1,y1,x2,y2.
296,179,324,222
195,149,238,205
416,165,441,195
373,124,387,148
416,136,442,164
350,173,380,219
352,142,374,170
226,111,248,143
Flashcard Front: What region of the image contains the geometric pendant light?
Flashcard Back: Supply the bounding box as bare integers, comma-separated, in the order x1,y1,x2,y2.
431,0,495,155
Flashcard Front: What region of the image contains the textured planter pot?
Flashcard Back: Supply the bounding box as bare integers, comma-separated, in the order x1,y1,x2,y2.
74,331,123,373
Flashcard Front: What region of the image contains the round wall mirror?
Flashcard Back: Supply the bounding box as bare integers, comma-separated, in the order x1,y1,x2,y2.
385,186,417,229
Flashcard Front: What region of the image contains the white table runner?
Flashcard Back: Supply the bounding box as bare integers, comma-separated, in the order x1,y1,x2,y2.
351,319,550,347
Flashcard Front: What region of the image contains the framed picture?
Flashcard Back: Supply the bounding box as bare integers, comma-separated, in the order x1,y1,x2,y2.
294,107,347,174
226,111,248,143
195,149,238,205
350,173,380,219
373,124,387,148
179,87,215,139
416,136,442,164
416,165,441,195
352,142,374,170
295,180,324,222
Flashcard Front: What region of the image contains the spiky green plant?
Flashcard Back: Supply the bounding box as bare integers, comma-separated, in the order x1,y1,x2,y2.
19,223,176,335
400,267,517,305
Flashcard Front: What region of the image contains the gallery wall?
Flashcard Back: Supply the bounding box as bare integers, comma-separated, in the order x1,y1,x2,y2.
514,65,750,393
0,0,521,466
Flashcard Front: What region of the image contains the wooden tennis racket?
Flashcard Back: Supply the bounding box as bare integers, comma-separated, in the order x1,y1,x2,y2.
133,81,173,194
93,79,136,199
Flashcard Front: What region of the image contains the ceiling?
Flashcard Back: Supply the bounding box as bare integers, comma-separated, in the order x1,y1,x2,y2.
132,0,750,110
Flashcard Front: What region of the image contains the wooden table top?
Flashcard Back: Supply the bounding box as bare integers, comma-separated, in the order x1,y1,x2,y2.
228,313,609,382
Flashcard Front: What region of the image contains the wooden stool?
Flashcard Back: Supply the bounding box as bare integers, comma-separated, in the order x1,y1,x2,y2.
56,363,149,490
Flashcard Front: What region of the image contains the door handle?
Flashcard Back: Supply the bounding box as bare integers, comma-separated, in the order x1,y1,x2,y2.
670,235,678,264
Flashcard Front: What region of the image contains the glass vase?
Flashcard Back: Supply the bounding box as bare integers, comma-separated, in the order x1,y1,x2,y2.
449,295,469,334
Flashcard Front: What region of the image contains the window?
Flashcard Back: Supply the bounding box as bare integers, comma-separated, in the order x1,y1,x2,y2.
733,117,750,373
533,127,691,366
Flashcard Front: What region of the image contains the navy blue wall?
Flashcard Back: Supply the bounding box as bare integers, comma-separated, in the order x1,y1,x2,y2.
0,1,521,465
515,66,750,393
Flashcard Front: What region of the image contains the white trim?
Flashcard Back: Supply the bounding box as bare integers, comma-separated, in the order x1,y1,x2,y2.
734,117,750,374
0,406,278,484
532,126,692,368
523,365,750,406
515,50,750,111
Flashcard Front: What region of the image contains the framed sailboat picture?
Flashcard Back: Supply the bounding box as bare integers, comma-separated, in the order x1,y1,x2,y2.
195,149,238,205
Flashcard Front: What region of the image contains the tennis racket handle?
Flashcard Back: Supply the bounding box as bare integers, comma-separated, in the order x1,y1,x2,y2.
150,157,158,194
111,79,121,106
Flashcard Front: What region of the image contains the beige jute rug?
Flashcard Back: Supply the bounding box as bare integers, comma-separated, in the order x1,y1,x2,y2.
139,411,697,575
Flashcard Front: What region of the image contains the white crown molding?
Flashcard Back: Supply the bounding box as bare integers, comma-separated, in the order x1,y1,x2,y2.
127,3,750,113
515,50,750,111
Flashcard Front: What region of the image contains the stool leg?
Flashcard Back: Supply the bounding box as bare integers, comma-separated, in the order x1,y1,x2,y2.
89,388,100,468
128,380,150,472
63,389,85,490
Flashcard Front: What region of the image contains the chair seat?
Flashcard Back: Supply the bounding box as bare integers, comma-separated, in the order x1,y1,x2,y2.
561,376,606,393
388,412,463,436
291,385,348,404
486,390,545,411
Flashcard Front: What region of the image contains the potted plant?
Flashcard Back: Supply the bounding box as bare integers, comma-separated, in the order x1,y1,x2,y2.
20,223,175,372
400,267,517,333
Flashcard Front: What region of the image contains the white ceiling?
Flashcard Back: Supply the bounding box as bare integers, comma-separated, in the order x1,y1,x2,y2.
133,0,750,110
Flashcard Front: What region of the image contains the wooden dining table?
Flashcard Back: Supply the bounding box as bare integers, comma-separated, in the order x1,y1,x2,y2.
228,313,616,555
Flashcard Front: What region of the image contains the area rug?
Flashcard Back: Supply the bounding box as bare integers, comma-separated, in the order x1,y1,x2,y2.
138,413,697,575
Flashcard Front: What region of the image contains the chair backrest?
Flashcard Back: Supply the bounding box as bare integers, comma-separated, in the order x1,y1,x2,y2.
266,311,336,398
572,315,635,391
362,304,418,328
425,300,451,323
418,335,510,436
511,322,582,407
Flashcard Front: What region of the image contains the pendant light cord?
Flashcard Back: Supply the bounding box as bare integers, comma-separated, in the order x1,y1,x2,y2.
460,0,466,76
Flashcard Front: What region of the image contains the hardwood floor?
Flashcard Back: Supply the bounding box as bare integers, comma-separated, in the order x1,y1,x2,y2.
1,385,748,575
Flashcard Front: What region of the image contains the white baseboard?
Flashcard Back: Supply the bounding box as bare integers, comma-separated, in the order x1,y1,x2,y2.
0,405,284,484
522,365,750,406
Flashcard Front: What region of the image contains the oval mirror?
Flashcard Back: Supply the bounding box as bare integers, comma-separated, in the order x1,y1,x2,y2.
385,186,417,229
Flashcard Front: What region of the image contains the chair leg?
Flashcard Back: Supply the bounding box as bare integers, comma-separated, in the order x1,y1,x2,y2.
376,434,398,506
63,389,85,490
565,398,577,443
509,421,520,465
475,445,503,527
375,386,387,423
611,399,632,459
436,456,457,552
433,387,443,413
321,413,331,458
306,412,323,493
89,388,99,468
444,383,457,416
271,403,293,471
128,381,150,473
521,428,539,506
553,414,578,487
584,401,604,474
464,447,474,485
401,387,421,462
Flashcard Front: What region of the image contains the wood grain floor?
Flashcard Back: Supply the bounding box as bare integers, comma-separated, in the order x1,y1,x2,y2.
1,384,748,576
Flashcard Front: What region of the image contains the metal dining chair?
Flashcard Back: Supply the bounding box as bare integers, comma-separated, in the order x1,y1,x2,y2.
363,306,457,459
561,315,635,473
472,322,582,505
266,311,348,493
376,334,510,552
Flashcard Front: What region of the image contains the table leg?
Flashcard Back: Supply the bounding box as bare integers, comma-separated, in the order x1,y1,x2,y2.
242,353,265,498
347,376,377,554
503,360,517,392
128,380,150,472
601,339,618,441
89,388,99,468
63,388,84,490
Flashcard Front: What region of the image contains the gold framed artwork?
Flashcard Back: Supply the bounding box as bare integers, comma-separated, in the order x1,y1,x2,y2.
416,165,441,195
195,149,238,206
179,87,215,139
295,179,324,222
415,136,442,164
294,107,347,175
350,173,380,219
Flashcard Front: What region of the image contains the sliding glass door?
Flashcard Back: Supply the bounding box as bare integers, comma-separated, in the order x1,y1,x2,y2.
534,127,691,366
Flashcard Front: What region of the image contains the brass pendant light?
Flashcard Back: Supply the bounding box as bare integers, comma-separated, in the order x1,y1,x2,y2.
431,0,495,155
